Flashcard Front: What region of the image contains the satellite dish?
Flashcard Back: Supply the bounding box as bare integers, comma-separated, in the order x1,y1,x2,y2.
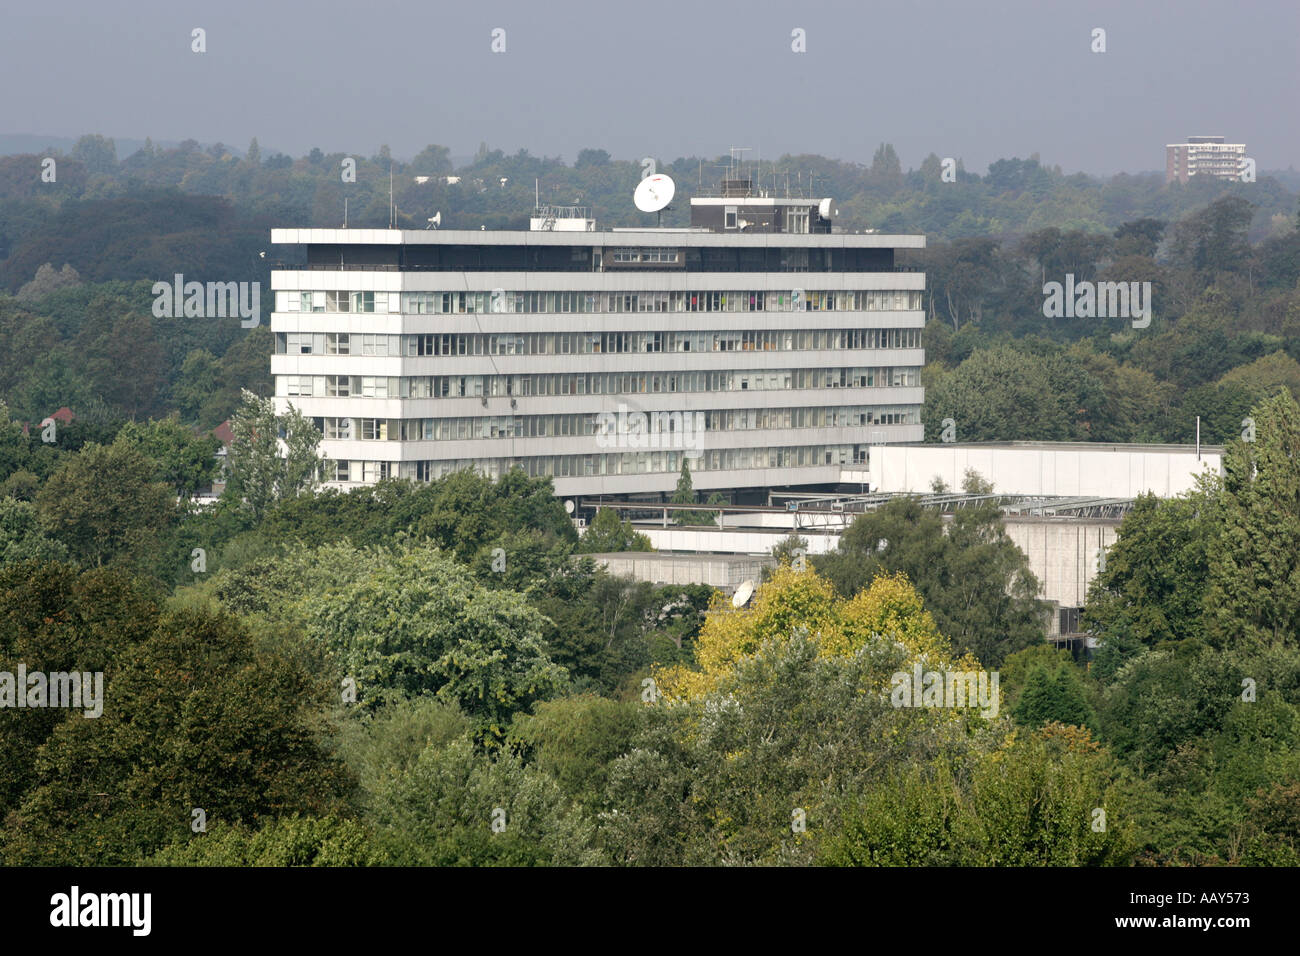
564,499,575,514
634,174,675,213
426,211,441,230
818,197,837,218
732,579,755,609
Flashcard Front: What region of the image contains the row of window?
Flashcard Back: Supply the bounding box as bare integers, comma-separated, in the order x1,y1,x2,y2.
324,443,869,483
313,404,919,442
610,248,679,263
279,366,922,399
274,289,923,315
276,327,923,357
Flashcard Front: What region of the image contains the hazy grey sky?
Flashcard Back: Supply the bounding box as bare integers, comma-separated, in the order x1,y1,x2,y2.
3,0,1296,174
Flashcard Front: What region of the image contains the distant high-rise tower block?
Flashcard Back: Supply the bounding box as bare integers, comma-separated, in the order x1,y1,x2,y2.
1165,136,1247,184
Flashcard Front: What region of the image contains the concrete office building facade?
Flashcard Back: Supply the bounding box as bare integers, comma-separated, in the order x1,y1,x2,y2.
269,188,925,498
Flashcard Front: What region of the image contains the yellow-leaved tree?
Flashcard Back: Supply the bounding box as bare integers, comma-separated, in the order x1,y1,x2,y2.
653,563,983,704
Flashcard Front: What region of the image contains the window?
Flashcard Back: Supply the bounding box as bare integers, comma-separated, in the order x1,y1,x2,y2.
324,418,352,439
283,333,303,354
610,247,680,263
359,377,389,398
403,292,439,314
357,334,391,356
724,206,738,229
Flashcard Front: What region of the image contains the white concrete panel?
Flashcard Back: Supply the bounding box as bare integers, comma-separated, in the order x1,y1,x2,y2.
868,444,1222,498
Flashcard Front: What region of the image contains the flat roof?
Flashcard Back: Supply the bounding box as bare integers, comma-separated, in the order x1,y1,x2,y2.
878,440,1225,455
270,228,925,249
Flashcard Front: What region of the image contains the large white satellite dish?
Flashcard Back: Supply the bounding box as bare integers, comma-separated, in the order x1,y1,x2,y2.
818,197,837,218
634,173,676,213
732,579,755,609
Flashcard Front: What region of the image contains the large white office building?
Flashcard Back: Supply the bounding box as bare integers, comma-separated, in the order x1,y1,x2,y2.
269,180,925,500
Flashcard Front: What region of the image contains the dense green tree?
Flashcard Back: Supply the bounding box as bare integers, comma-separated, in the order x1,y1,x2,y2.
577,507,652,553
0,562,158,818
1000,642,1076,704
816,497,1047,666
172,349,221,422
401,468,577,563
35,441,174,567
1084,489,1216,648
1011,663,1097,731
922,345,1097,442
1096,642,1247,773
1113,217,1166,258
113,416,221,498
409,144,452,176
214,540,568,736
1205,390,1300,649
827,726,1133,866
146,815,385,866
0,598,351,865
222,389,321,521
0,497,67,566
507,695,641,811
670,460,716,525
335,697,474,808
70,134,118,175
1169,195,1254,278
368,735,602,865
527,560,660,692
603,629,977,865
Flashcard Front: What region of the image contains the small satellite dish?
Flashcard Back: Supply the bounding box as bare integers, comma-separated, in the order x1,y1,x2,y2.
818,197,837,218
427,211,441,230
732,579,755,609
564,500,575,514
634,173,675,213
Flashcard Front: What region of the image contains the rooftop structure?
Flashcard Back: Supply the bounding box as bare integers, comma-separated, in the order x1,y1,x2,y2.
855,441,1223,500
